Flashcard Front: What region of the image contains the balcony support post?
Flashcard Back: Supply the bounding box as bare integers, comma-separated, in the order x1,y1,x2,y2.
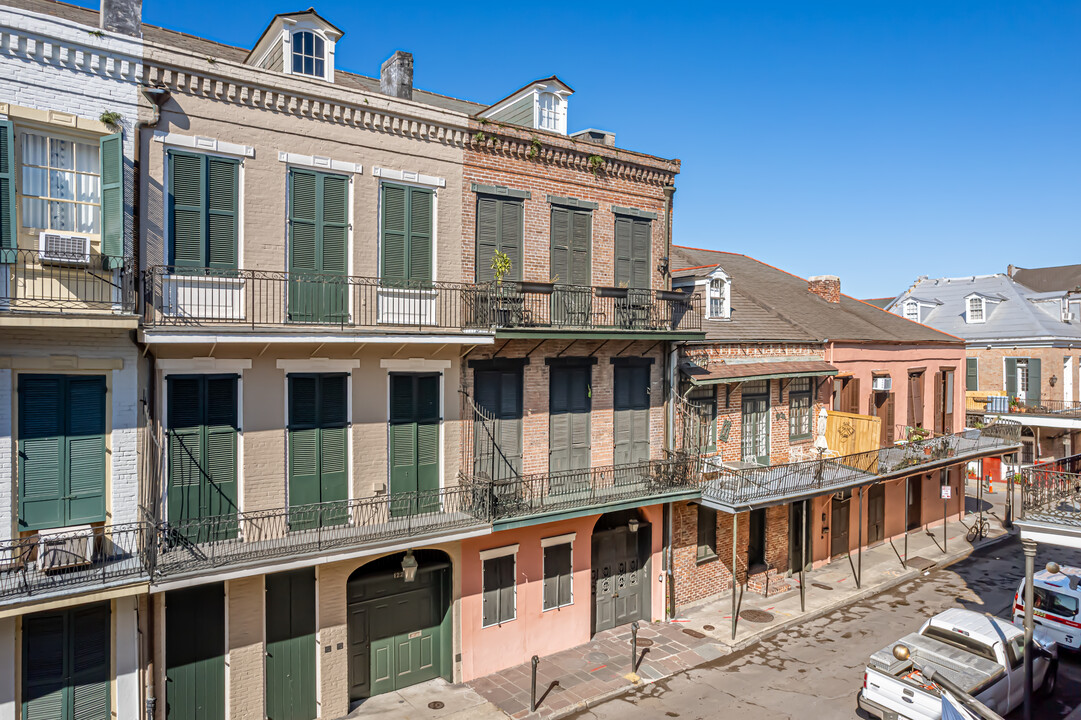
731,512,738,641
799,499,806,613
856,485,863,589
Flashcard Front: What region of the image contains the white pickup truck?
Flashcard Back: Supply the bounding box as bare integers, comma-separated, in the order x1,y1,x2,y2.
857,608,1057,720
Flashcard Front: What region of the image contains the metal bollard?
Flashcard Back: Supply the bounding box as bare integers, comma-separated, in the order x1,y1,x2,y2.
530,655,539,712
631,621,640,671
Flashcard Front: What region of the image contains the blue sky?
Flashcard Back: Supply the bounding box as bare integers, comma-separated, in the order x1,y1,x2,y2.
90,0,1079,297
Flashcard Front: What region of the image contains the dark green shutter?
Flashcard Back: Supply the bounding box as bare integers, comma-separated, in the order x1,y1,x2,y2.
475,196,522,283
288,375,320,510
69,605,110,720
166,584,225,720
966,358,978,392
389,374,418,509
65,377,107,525
1005,358,1018,397
168,151,205,268
549,366,591,483
206,157,238,269
474,369,523,480
415,374,440,512
388,374,440,516
0,120,15,263
288,374,348,527
23,613,66,720
409,188,432,283
483,555,515,625
1029,359,1041,401
23,604,110,720
382,184,408,282
99,132,124,268
614,217,632,287
289,171,318,274
266,569,317,720
614,365,650,466
498,555,515,623
381,184,433,285
289,171,348,323
550,207,570,285
321,175,348,276
630,219,651,289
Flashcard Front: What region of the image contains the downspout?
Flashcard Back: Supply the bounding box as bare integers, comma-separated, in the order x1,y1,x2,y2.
662,183,676,619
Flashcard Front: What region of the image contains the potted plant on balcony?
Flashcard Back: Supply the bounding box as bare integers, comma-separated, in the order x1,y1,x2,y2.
488,251,522,326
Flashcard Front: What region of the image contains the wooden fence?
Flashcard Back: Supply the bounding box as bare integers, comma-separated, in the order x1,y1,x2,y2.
825,410,882,456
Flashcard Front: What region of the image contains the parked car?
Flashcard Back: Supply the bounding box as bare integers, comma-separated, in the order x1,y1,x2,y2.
858,608,1057,720
1013,564,1081,651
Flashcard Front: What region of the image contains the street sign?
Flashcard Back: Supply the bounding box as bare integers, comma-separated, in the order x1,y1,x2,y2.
941,485,952,500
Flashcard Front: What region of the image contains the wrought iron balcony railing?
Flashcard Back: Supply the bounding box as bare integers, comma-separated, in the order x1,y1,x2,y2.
0,522,151,606
481,282,702,333
978,395,1081,419
142,266,491,332
0,248,135,315
702,421,1022,510
460,455,699,523
145,485,489,579
1020,453,1081,524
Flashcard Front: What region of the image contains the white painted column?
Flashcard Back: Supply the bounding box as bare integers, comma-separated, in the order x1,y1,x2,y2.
0,368,12,543
115,596,140,720
0,617,15,720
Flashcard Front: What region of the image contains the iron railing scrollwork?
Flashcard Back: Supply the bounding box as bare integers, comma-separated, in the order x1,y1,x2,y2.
0,249,135,313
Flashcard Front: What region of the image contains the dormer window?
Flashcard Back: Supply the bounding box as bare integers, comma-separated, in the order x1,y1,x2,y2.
903,301,919,322
967,296,985,323
292,31,325,78
709,278,729,319
538,92,560,131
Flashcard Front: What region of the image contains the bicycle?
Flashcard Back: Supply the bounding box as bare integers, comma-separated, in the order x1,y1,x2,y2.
965,516,991,543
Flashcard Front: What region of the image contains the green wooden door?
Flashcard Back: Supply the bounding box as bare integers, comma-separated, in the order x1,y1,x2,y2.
18,375,106,531
613,364,650,473
473,369,523,482
266,569,317,720
367,588,441,696
289,169,349,323
549,365,591,494
166,584,225,720
288,374,349,529
23,603,110,720
167,376,238,542
388,374,440,517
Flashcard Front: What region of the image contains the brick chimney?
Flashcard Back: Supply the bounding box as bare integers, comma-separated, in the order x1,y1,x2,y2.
808,275,841,303
100,0,141,37
380,51,413,101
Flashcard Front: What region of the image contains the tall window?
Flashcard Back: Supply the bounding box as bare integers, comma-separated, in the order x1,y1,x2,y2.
741,380,770,465
1017,359,1029,398
709,278,727,318
20,132,100,234
538,92,559,131
481,548,516,627
788,377,813,440
967,297,984,323
686,385,717,452
292,31,325,78
903,301,919,322
168,151,239,270
542,539,573,610
697,504,717,561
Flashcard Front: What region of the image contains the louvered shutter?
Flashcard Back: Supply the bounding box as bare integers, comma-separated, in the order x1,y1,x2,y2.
1005,358,1018,397
614,366,649,466
408,188,433,283
630,219,651,289
167,376,204,528
1029,359,1041,401
289,170,318,275
885,393,895,444
909,373,923,427
499,200,522,282
499,371,523,476
613,367,632,467
0,120,15,263
389,374,418,500
18,376,65,529
99,132,124,268
203,376,238,522
550,207,570,285
614,217,632,287
498,555,516,623
288,375,321,509
631,367,650,463
65,377,106,525
168,151,205,268
381,184,407,283
475,197,499,284
321,174,348,275
22,612,66,720
318,374,349,508
69,604,110,720
966,358,978,392
568,368,591,472
416,374,440,512
481,557,499,626
934,372,944,435
549,368,570,476
570,211,591,286
206,157,238,270
543,543,572,610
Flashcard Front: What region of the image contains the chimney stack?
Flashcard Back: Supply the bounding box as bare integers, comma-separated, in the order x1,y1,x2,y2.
100,0,141,37
808,275,841,304
380,51,413,101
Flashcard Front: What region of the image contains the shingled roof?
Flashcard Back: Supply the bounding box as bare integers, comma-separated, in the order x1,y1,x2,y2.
671,245,962,345
1011,263,1081,294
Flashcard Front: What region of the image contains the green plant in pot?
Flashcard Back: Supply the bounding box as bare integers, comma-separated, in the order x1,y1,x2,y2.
489,251,515,325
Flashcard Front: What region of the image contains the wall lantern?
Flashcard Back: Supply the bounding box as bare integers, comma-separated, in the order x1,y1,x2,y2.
401,549,419,583
628,518,640,533
1050,375,1058,387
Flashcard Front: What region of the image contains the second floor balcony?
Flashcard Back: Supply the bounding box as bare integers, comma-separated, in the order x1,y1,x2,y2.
972,394,1081,423
1017,454,1081,549
0,248,136,325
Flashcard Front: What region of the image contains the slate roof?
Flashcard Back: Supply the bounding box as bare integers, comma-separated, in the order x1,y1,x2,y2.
670,245,961,345
888,274,1081,342
1012,263,1081,294
8,0,488,115
863,297,894,309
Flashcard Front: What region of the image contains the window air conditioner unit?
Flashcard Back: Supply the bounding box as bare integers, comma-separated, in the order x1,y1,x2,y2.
1063,311,1076,323
37,525,95,572
872,376,892,392
38,231,91,265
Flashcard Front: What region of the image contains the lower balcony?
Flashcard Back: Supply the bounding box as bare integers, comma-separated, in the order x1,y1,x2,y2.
974,395,1081,423
702,421,1022,512
146,485,489,581
460,455,701,529
0,522,151,607
0,248,136,325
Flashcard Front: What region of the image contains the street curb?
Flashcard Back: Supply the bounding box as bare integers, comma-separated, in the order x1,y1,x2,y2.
540,530,1016,720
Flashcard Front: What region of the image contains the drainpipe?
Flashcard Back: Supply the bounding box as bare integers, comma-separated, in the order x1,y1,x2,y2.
133,86,169,314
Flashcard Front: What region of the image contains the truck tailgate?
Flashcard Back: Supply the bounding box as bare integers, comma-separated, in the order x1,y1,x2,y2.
863,667,942,720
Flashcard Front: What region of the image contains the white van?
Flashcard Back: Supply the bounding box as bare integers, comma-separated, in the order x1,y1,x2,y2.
1013,566,1081,651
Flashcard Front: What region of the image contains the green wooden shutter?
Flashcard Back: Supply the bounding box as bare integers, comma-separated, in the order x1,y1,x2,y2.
65,377,106,525
18,376,65,529
614,217,632,286
568,368,591,472
288,375,321,511
498,554,515,623
614,365,649,466
966,358,978,392
499,200,522,282
318,374,349,518
167,376,204,528
630,219,651,289
69,604,110,720
570,210,591,286
168,151,205,268
1029,359,1041,401
498,371,523,476
613,368,631,467
266,569,317,720
99,132,124,268
549,369,570,475
550,207,570,284
203,376,238,523
289,171,318,274
22,612,66,720
389,374,418,502
415,374,440,512
1005,358,1018,397
321,174,348,275
475,197,499,284
408,188,433,284
166,584,226,720
206,157,238,270
381,184,408,283
0,120,15,263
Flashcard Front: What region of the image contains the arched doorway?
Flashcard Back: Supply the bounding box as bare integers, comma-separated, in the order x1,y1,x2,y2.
347,550,451,701
591,510,650,634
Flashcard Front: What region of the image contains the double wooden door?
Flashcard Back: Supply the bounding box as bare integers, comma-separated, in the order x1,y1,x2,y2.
591,527,647,634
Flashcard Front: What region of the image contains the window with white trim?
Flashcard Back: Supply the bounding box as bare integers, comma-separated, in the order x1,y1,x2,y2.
19,131,101,234
542,541,573,610
967,297,985,323
292,31,325,78
903,301,919,322
481,548,516,627
709,277,728,318
538,92,560,131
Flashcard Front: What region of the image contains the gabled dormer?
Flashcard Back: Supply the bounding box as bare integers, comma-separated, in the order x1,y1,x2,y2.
246,9,343,83
963,291,1004,324
897,296,941,324
478,77,574,135
673,265,731,320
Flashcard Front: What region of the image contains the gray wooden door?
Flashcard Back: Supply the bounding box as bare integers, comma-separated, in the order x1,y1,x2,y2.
591,528,646,634
549,365,591,493
613,364,650,472
830,499,849,558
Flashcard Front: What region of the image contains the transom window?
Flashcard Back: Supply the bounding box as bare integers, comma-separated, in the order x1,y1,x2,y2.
538,92,560,131
709,278,727,318
292,31,325,78
967,297,985,323
20,132,100,234
903,301,919,322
